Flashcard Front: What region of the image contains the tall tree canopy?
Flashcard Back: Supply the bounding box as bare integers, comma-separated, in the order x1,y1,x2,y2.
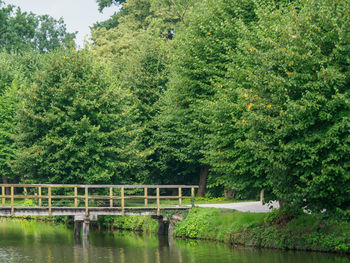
217,0,350,214
0,1,76,52
156,0,257,196
96,0,125,12
14,50,135,184
91,0,199,186
0,51,42,184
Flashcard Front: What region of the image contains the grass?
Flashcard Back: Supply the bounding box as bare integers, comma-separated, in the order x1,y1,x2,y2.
174,207,266,241
173,207,350,253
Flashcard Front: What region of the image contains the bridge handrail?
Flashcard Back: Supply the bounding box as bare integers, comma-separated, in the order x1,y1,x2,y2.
0,184,199,189
0,184,198,217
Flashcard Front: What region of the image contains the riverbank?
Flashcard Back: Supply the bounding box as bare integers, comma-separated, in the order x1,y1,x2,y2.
102,207,350,254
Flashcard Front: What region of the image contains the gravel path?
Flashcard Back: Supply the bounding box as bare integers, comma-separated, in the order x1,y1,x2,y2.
195,201,279,213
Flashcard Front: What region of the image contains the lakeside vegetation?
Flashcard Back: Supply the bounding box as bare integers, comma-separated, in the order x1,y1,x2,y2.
175,208,350,253
0,0,350,251
99,208,350,254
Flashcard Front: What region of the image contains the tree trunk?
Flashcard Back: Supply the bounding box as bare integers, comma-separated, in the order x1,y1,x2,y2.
279,199,287,210
260,189,265,202
224,189,236,199
1,175,8,184
197,166,210,197
1,175,9,195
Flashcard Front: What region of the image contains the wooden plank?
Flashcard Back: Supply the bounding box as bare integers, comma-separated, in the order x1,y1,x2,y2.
0,194,191,200
1,186,5,206
178,187,182,206
0,184,199,189
9,195,118,200
48,186,52,216
109,187,113,208
11,186,14,215
125,195,192,199
0,184,80,188
156,188,160,216
3,194,45,199
121,187,125,216
74,186,78,207
144,188,148,207
38,187,42,207
85,187,88,216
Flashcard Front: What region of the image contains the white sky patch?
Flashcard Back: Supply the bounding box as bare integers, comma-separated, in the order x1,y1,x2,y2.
4,0,120,48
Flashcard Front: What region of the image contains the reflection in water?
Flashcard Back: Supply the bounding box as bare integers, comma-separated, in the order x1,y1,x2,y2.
0,219,349,263
120,248,125,263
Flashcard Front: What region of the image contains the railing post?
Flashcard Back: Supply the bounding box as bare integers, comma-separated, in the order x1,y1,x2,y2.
85,187,89,216
1,186,5,206
48,186,52,216
156,187,160,216
24,187,28,200
178,187,182,206
110,187,113,208
191,187,195,208
38,187,42,207
260,189,265,202
144,187,148,207
74,186,78,207
121,187,125,216
11,186,14,216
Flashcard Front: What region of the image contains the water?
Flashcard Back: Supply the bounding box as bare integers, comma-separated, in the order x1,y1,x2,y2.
0,219,349,263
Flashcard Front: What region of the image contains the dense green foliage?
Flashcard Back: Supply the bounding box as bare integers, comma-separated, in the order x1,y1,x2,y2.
0,0,349,218
14,50,136,184
174,208,265,240
0,51,43,183
97,215,158,233
227,0,350,213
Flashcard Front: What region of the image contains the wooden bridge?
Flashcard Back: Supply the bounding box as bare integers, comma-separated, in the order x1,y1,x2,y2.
0,184,198,237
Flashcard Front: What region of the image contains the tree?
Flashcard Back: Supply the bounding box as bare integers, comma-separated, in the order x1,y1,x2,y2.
14,49,135,184
0,80,17,184
0,50,42,184
0,1,75,52
156,0,257,196
33,15,76,52
96,0,125,12
228,0,350,214
91,0,198,186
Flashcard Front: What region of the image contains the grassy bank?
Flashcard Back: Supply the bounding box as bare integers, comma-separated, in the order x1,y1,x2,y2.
174,208,350,253
103,207,350,253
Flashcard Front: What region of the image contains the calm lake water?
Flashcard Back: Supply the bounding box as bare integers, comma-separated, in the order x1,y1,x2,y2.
0,219,349,263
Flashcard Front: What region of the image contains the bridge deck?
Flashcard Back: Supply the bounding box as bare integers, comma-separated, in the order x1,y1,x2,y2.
0,206,190,217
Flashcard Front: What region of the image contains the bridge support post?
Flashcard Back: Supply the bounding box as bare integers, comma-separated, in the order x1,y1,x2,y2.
74,220,82,239
151,215,168,235
82,218,90,238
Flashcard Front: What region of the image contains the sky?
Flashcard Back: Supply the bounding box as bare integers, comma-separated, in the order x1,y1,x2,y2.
5,0,120,47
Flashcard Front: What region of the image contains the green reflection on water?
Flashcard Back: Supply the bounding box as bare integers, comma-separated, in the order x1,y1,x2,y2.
0,219,349,263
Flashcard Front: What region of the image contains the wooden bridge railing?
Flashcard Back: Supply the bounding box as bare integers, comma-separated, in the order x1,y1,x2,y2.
0,184,199,216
